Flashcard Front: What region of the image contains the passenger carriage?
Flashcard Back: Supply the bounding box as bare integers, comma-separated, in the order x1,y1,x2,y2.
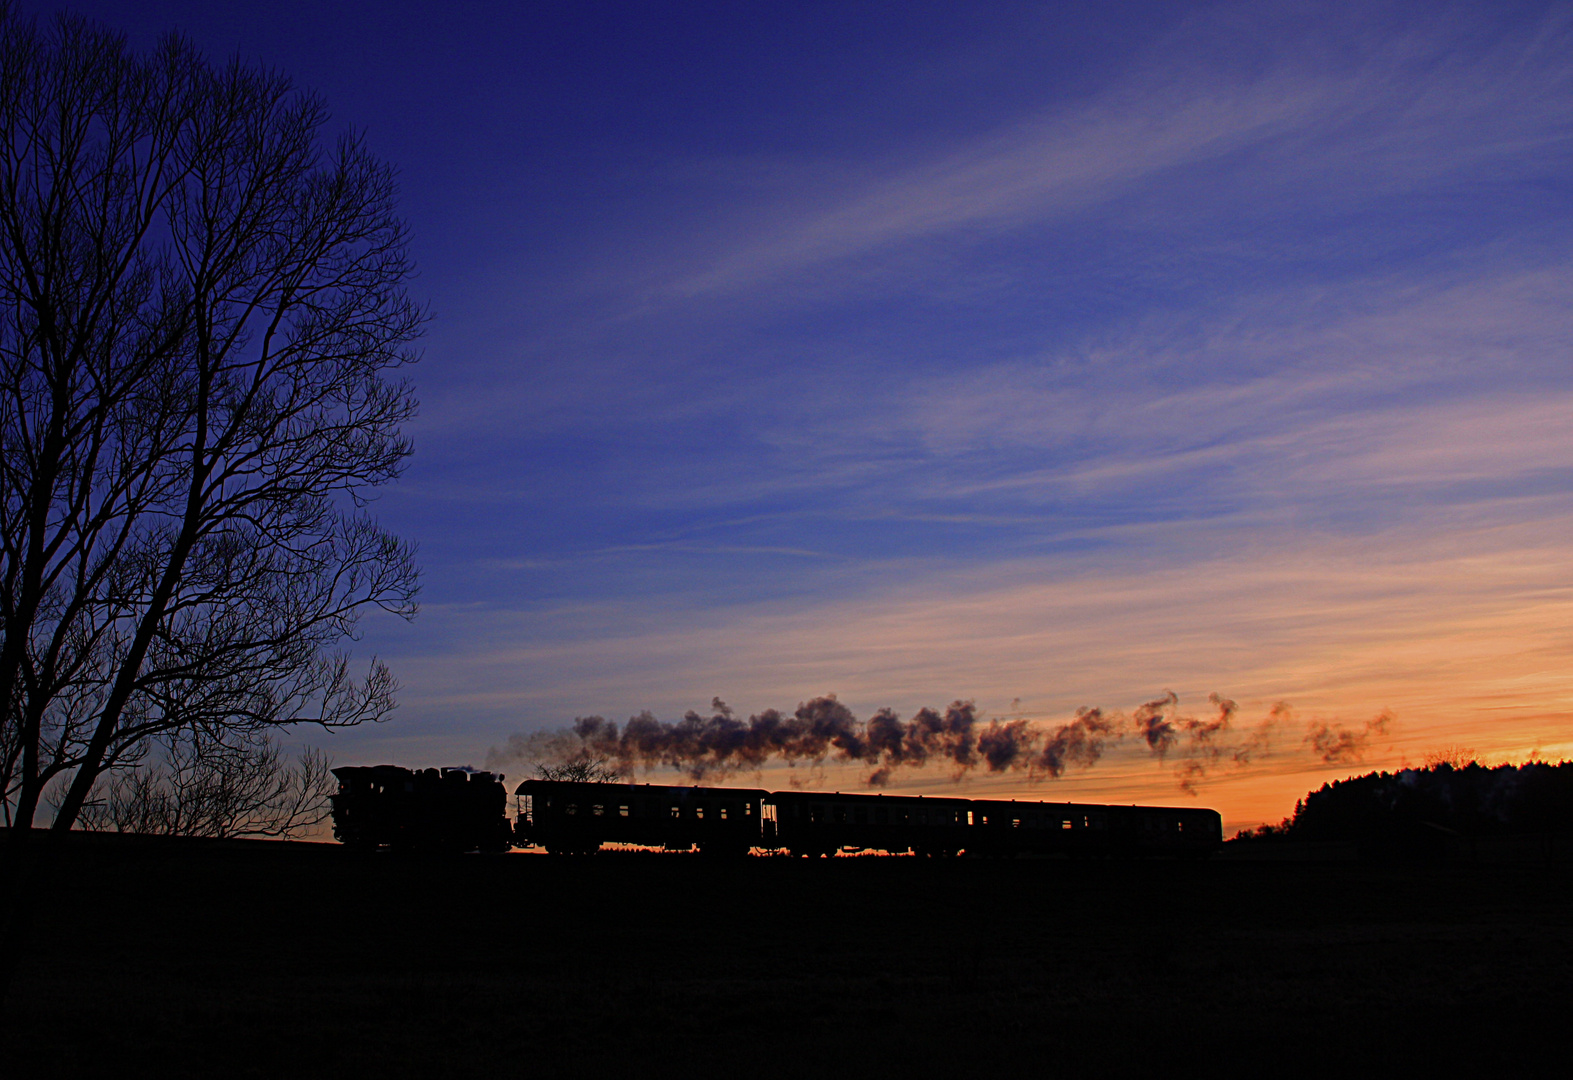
765,790,971,857
513,779,767,856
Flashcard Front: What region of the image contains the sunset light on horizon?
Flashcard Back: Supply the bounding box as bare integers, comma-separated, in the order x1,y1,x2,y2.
30,0,1573,832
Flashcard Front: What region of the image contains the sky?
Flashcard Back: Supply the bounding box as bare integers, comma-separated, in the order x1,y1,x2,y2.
26,0,1573,830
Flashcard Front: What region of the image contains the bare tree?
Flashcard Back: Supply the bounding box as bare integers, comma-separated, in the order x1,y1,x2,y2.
76,729,334,839
0,8,420,840
535,751,625,784
487,729,627,783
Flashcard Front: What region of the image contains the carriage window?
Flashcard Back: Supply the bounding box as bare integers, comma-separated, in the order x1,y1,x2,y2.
1012,818,1021,828
744,803,754,815
875,807,888,824
1062,820,1073,830
695,806,705,820
618,805,630,817
811,804,825,823
854,806,867,824
565,803,578,816
671,805,682,818
592,805,605,816
1176,821,1184,832
719,806,729,820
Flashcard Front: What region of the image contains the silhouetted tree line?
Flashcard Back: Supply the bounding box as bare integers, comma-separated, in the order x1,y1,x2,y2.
1234,760,1573,844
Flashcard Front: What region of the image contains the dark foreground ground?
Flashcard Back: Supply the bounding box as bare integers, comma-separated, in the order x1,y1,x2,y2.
4,837,1571,1079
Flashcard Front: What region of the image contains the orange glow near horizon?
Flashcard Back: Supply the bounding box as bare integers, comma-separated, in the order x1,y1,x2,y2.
428,516,1573,836
478,700,1573,838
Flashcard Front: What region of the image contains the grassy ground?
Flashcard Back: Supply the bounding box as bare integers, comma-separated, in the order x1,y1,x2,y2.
5,837,1571,1078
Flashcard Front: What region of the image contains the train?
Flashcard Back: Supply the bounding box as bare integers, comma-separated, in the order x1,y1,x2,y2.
329,765,1223,857
329,765,513,852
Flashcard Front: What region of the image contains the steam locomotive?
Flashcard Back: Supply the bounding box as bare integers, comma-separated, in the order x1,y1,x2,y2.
330,766,1222,857
329,765,512,852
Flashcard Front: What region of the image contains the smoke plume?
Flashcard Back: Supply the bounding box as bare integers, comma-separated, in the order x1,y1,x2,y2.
1305,709,1394,764
488,691,1400,792
1132,691,1181,758
1035,707,1117,777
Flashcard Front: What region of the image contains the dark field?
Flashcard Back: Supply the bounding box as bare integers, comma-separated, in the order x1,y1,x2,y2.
6,838,1571,1078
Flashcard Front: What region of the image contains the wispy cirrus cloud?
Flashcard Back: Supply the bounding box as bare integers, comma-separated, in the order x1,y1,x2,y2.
654,8,1571,303
579,259,1573,530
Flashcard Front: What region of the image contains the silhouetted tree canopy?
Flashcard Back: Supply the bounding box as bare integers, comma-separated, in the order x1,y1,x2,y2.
1233,760,1573,844
1290,760,1573,839
0,6,421,839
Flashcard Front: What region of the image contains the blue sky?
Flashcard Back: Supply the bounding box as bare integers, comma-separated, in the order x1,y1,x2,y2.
31,0,1573,825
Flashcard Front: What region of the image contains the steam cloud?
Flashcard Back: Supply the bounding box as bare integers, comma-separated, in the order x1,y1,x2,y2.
488,692,1399,792
1305,709,1394,764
